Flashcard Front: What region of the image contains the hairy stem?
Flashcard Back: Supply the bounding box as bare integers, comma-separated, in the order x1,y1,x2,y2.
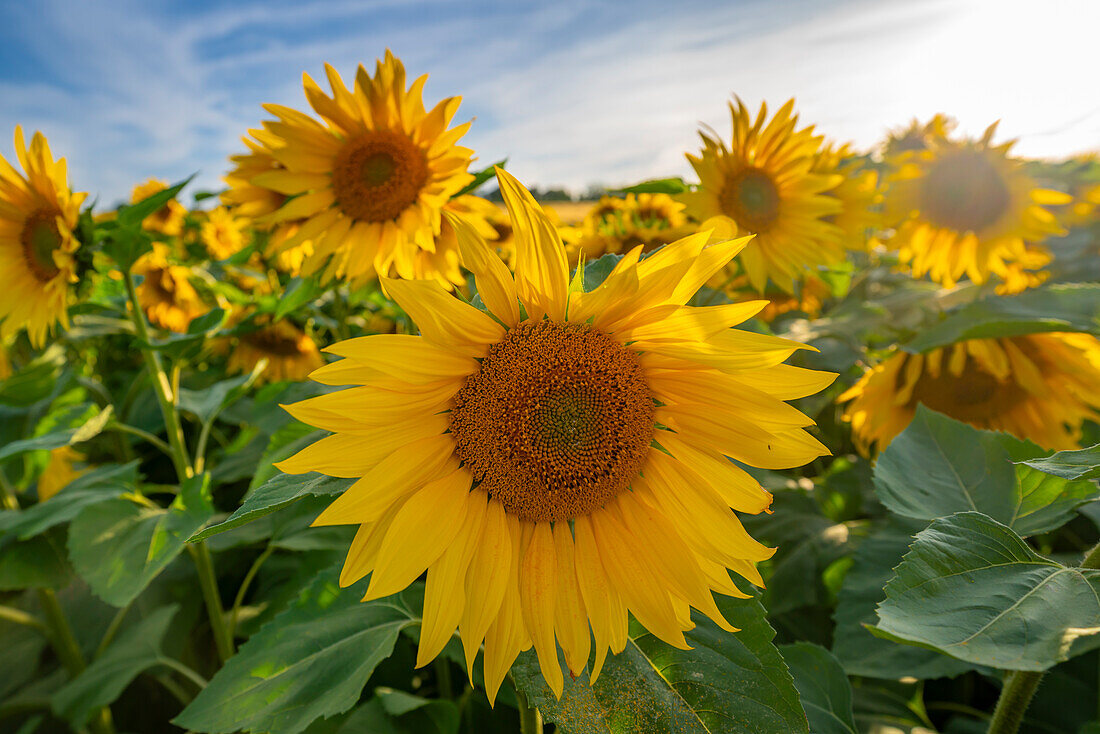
987,671,1043,734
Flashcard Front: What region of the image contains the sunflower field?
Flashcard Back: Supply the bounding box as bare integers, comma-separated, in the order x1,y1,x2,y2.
3,51,1100,734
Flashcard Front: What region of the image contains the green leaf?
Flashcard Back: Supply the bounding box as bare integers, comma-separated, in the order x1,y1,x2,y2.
832,518,975,679
0,349,63,407
614,177,689,195
1021,444,1100,481
52,605,178,726
582,253,623,291
454,159,507,198
117,176,193,228
177,374,254,424
873,511,1100,671
248,424,323,492
904,284,1100,353
874,406,1099,536
512,593,808,734
0,405,113,464
275,278,322,320
67,474,214,606
189,471,353,542
334,696,460,734
0,532,70,590
779,643,857,734
0,462,139,540
172,571,418,734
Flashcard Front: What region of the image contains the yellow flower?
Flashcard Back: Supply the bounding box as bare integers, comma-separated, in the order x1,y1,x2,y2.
226,317,323,384
681,98,843,293
882,113,956,159
277,169,834,702
201,206,248,260
883,123,1069,289
267,224,315,276
254,50,474,286
415,195,499,289
38,446,86,502
131,178,186,237
841,332,1100,452
570,193,694,264
133,243,208,332
221,129,289,220
0,345,11,380
723,274,831,322
811,143,883,252
0,127,86,347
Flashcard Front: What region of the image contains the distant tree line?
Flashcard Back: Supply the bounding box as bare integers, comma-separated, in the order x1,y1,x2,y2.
483,184,609,202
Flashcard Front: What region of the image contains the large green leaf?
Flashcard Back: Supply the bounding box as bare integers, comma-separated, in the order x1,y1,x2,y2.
0,404,113,463
0,532,70,590
512,594,808,734
67,474,214,606
874,407,1099,536
832,518,974,679
779,643,857,734
1021,444,1100,481
904,284,1100,353
0,463,139,540
52,605,178,726
873,512,1100,670
189,471,353,542
173,572,419,734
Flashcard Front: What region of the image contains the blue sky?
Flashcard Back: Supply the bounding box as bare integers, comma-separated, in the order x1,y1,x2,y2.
2,0,1098,205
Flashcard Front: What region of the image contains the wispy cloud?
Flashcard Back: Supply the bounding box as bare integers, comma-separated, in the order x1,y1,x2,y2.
1,0,1097,204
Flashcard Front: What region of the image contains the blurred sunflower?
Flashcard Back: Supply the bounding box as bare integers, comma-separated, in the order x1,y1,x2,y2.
226,316,323,384
38,446,86,502
841,332,1100,452
811,143,882,252
277,169,833,702
132,178,186,237
681,98,843,293
254,50,473,286
882,113,956,159
0,127,86,347
415,195,499,289
133,243,208,332
723,274,832,322
201,207,249,260
221,129,288,220
883,123,1069,290
267,223,315,276
570,193,694,264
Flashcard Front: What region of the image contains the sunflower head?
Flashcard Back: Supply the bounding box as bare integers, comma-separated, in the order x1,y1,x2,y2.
0,127,86,347
883,122,1070,289
277,168,834,702
132,178,187,237
883,113,956,159
811,142,883,252
681,98,843,293
570,193,693,264
201,206,249,261
133,243,208,333
841,332,1100,453
251,50,474,287
38,446,86,502
226,315,323,384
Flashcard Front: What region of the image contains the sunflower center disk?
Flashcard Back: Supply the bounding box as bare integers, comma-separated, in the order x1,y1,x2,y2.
20,209,63,282
450,320,655,523
720,167,781,232
921,150,1010,233
332,131,429,223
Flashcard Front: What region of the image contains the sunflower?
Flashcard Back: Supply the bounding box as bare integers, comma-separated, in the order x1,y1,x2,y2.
254,50,474,286
681,99,843,293
201,206,249,260
882,113,956,159
811,143,882,252
221,129,288,220
277,169,834,702
0,127,86,347
133,243,208,332
131,178,186,237
267,223,315,276
226,316,323,384
841,332,1100,453
38,446,86,502
721,274,832,322
415,195,499,289
883,123,1069,290
570,193,695,264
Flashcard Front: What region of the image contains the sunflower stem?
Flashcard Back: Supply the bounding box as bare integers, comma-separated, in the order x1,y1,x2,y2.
228,544,274,641
37,588,116,734
0,603,48,634
987,670,1043,734
1081,541,1100,570
189,543,234,663
515,687,543,734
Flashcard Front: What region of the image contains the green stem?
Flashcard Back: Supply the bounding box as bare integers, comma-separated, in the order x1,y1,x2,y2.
0,604,48,634
227,545,274,640
435,658,454,700
122,271,193,482
37,589,116,734
108,423,174,458
987,670,1043,734
157,656,209,689
189,543,234,663
515,686,543,734
94,601,134,659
